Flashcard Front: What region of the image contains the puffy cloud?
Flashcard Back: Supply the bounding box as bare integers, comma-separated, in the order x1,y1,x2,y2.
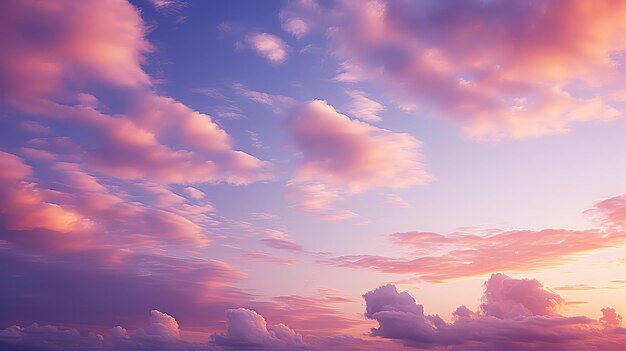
284,182,341,210
246,33,289,63
282,0,626,140
0,0,271,186
363,275,626,350
0,307,376,351
0,152,94,251
287,100,433,193
600,308,623,329
0,310,216,351
331,226,626,282
479,273,563,318
211,308,306,350
284,100,430,220
144,310,181,338
0,0,150,107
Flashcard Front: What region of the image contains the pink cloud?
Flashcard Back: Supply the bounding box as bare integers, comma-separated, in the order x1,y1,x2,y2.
480,273,563,319
0,0,151,108
144,310,181,338
586,194,626,228
283,0,626,140
7,158,214,249
331,226,626,282
344,89,385,122
287,100,433,193
260,230,305,252
363,274,626,350
184,187,206,200
284,181,359,221
0,305,379,351
0,0,272,186
246,33,289,63
284,100,430,221
0,152,94,251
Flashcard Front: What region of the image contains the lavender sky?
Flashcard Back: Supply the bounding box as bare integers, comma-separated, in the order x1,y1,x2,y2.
1,0,626,350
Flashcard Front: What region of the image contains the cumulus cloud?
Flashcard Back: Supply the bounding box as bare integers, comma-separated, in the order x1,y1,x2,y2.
282,0,626,140
0,0,271,186
600,308,624,329
0,309,215,351
246,33,289,63
363,274,626,350
211,308,307,350
144,310,181,338
479,273,564,318
0,307,376,351
287,100,433,193
283,100,431,220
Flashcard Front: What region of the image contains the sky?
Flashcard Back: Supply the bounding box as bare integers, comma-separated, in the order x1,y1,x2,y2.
1,0,626,350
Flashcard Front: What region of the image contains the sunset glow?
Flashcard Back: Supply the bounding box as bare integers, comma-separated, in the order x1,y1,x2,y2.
1,1,626,350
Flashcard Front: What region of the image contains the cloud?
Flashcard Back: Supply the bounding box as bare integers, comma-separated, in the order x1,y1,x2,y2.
211,308,307,350
382,194,412,209
586,194,626,228
233,83,296,113
0,151,220,250
0,309,216,351
286,100,433,193
284,181,359,221
0,306,373,351
0,0,272,186
283,100,430,220
282,0,626,140
184,187,206,200
331,227,626,282
246,33,289,63
363,274,626,350
479,273,563,318
344,90,384,122
260,230,305,252
0,152,95,251
144,310,181,338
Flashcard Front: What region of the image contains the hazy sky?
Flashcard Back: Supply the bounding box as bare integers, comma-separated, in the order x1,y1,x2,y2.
1,1,626,350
